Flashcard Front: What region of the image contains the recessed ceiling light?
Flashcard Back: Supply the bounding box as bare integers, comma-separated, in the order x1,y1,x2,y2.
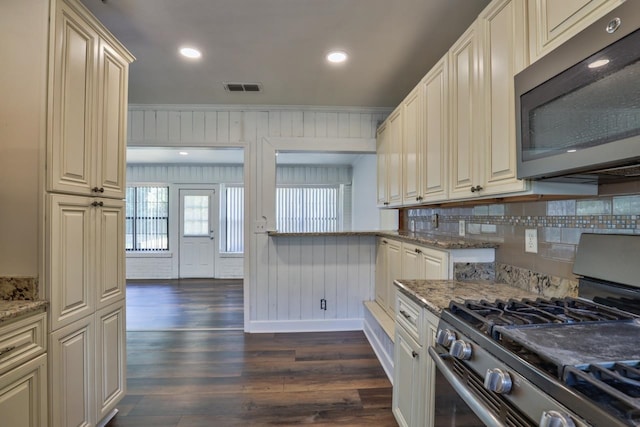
179,47,202,59
588,58,609,68
179,151,189,156
567,149,577,153
326,50,348,64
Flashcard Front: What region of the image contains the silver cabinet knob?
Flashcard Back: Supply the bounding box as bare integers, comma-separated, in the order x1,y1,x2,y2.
449,340,472,360
435,329,456,348
539,411,576,427
484,368,512,394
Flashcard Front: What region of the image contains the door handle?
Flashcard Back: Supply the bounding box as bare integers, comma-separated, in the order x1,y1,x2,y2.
210,230,215,240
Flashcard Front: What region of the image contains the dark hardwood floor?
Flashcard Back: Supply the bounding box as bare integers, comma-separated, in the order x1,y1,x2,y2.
106,279,397,426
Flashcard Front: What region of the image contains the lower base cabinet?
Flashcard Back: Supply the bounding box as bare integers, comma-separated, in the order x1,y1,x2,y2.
392,291,440,427
393,327,425,427
50,299,125,427
0,353,48,427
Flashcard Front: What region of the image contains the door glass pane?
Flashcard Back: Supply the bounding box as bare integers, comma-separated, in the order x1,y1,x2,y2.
183,195,209,236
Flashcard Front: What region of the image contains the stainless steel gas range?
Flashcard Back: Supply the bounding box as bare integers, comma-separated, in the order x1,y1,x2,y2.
429,233,640,427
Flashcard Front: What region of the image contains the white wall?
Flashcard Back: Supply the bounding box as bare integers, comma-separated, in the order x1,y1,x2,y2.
0,0,48,277
351,154,381,231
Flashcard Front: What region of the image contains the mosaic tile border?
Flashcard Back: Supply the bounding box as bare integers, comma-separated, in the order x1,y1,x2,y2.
407,213,639,230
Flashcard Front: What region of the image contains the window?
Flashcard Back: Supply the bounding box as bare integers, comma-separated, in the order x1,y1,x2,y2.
221,184,347,253
221,186,244,253
276,186,342,233
125,186,169,251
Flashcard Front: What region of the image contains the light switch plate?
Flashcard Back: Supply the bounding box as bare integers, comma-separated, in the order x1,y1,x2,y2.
459,220,465,237
525,229,538,253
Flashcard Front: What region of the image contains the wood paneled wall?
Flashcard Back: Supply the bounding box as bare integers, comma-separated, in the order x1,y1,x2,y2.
127,104,390,332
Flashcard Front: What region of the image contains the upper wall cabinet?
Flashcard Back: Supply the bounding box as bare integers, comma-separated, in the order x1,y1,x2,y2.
477,0,530,196
419,56,449,204
528,0,624,64
402,87,422,205
377,107,403,207
448,23,481,200
49,0,133,199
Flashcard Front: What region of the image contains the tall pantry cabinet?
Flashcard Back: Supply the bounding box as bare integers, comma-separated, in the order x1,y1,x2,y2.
45,0,133,426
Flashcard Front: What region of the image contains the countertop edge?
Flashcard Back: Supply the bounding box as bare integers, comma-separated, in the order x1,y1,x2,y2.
268,230,499,250
0,300,49,324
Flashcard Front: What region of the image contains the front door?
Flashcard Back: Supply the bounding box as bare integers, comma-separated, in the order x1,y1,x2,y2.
179,188,218,278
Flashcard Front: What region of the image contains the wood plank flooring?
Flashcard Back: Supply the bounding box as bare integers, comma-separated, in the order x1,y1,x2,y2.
107,279,397,426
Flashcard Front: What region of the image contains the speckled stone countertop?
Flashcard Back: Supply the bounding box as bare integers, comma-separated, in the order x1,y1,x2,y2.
394,279,538,317
268,230,499,250
0,300,48,324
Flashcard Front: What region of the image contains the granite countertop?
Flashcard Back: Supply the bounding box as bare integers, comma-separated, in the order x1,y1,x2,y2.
268,230,499,250
394,279,539,317
0,300,48,324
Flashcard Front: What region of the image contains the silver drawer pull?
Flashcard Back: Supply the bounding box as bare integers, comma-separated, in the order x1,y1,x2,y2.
0,345,16,357
399,310,414,322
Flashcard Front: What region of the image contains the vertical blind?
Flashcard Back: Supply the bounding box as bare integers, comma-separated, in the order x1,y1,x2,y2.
276,186,339,233
125,186,169,251
224,186,244,253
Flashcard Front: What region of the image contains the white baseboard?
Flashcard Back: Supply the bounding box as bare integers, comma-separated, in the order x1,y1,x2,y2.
246,318,363,333
363,315,394,384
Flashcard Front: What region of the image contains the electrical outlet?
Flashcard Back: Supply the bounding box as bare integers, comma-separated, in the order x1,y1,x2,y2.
431,213,439,229
525,229,538,253
254,219,267,233
459,220,465,237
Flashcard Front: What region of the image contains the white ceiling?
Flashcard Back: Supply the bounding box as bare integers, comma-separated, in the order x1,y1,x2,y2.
126,147,371,165
80,0,490,107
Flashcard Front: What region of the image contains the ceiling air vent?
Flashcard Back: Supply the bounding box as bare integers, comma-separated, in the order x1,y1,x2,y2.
223,82,263,93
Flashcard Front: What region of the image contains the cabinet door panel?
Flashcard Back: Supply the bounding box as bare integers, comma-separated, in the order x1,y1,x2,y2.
50,317,95,427
49,3,97,195
376,124,389,206
422,56,448,202
392,328,423,427
401,243,422,280
96,301,126,421
48,195,94,330
402,88,421,204
0,354,47,427
420,247,449,280
386,241,402,315
375,240,388,309
387,109,403,206
96,200,125,308
449,25,479,199
529,0,622,62
96,41,128,199
480,0,528,195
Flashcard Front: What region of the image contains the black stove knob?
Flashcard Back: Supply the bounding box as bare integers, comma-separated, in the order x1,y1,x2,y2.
435,329,456,348
539,410,576,427
449,340,472,360
484,368,512,394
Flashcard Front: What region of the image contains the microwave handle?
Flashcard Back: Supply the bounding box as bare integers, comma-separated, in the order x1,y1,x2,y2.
428,346,508,427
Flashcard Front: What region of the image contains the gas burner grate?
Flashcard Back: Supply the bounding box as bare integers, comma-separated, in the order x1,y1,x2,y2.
564,362,640,426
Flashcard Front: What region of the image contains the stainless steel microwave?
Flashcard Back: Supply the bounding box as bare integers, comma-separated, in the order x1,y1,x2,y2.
515,1,640,183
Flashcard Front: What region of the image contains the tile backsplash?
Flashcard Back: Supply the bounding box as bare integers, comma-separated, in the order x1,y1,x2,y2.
402,193,640,281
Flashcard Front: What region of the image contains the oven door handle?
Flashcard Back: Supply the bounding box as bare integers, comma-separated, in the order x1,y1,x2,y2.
428,346,508,427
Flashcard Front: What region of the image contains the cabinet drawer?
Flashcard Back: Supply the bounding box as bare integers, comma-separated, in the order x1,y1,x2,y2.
396,292,423,342
0,312,47,376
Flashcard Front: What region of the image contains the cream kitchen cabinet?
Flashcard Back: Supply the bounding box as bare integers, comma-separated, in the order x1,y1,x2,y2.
50,315,95,427
47,194,125,331
95,300,126,422
49,0,132,199
423,308,439,427
448,23,481,200
475,0,530,196
401,242,449,280
377,107,403,207
0,313,48,427
49,300,126,427
419,56,449,203
392,291,426,427
402,87,422,205
528,0,624,64
376,238,402,315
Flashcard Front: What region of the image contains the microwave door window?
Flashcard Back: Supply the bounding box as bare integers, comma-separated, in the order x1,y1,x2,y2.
521,29,640,162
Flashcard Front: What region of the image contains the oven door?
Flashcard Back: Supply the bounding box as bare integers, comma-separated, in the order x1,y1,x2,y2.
429,347,508,427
